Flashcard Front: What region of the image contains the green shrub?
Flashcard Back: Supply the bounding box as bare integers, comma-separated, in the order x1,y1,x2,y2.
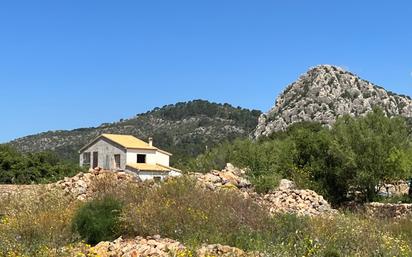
250,172,281,194
72,196,123,245
0,145,81,184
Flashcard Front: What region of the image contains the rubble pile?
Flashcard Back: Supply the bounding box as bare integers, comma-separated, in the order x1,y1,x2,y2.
91,235,186,257
91,235,261,257
257,187,336,216
53,169,139,200
190,163,253,192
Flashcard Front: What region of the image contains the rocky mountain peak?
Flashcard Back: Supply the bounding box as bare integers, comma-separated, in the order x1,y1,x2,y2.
254,65,412,138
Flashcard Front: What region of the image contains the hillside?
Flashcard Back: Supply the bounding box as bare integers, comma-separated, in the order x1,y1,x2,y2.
8,100,261,164
254,65,412,138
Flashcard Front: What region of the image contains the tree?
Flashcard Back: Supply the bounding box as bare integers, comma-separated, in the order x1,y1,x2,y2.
330,109,412,201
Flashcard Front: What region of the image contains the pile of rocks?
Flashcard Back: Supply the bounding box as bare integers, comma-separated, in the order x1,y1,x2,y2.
190,163,253,192
91,235,261,257
196,244,262,257
191,165,336,217
53,169,139,201
92,235,186,257
256,179,336,216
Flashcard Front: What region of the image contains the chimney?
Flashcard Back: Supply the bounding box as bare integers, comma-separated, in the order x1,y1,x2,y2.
148,137,153,147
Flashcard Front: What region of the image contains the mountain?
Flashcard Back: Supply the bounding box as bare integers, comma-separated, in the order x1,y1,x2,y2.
9,100,261,164
254,65,412,139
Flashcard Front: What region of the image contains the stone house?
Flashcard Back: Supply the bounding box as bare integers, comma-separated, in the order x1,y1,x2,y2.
79,133,181,181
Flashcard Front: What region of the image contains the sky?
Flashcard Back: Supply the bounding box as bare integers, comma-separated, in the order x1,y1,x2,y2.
1,1,412,142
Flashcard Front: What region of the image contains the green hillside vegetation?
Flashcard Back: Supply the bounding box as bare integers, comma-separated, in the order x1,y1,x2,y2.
9,100,261,165
0,145,80,184
183,108,412,204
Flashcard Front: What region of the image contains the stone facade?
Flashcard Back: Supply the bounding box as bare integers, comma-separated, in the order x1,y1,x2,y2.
80,137,126,170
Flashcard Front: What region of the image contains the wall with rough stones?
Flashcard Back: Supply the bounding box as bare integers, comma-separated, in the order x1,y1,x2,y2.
365,202,412,219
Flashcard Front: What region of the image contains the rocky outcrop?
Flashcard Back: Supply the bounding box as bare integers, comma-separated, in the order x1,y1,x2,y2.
255,65,412,138
91,235,260,257
365,202,412,219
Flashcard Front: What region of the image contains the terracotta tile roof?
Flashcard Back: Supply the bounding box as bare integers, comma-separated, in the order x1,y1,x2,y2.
126,163,181,172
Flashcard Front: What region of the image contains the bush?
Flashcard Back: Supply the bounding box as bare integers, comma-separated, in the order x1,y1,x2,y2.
121,177,275,250
72,196,123,245
0,145,81,184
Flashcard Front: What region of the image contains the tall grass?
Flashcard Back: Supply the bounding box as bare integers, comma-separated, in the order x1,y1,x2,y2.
0,177,412,256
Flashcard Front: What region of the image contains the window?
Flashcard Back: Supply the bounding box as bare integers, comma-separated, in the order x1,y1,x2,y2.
83,152,91,167
154,176,161,182
137,154,146,163
114,154,121,169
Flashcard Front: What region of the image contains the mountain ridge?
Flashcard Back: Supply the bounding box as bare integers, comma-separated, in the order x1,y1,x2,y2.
8,99,262,164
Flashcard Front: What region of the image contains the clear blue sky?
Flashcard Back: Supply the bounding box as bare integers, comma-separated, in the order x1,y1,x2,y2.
1,1,412,143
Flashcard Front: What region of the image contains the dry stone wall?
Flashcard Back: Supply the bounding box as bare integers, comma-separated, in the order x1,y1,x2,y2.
365,202,412,219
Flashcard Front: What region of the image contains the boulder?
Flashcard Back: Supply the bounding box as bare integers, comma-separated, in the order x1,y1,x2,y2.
277,179,296,190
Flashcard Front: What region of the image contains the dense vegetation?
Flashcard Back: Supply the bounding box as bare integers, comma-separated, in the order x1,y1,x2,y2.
183,109,412,204
1,176,412,256
0,145,80,184
9,100,261,164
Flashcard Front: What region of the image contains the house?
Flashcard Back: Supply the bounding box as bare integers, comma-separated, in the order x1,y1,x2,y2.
79,133,181,181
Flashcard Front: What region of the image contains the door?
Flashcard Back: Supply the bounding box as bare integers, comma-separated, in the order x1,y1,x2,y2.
104,155,109,169
92,151,98,168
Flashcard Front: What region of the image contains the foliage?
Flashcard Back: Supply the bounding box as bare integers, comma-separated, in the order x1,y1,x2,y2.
184,109,412,204
72,196,123,245
0,144,80,184
374,194,412,204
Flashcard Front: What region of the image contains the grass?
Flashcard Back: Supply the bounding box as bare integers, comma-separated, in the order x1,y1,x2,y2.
0,177,412,256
